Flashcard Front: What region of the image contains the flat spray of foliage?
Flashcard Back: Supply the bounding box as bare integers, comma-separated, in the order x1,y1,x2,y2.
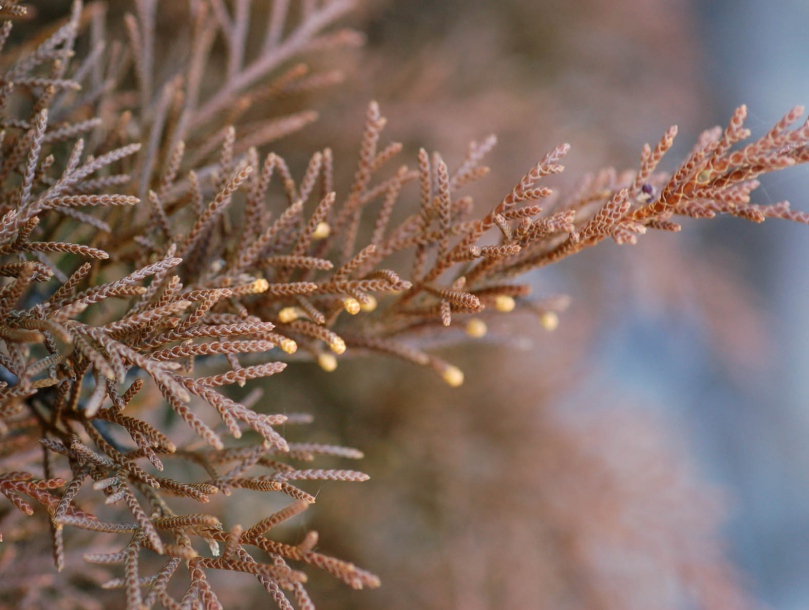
0,1,807,608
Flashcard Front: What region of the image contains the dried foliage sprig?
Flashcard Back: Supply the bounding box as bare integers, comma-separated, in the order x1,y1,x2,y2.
0,0,808,608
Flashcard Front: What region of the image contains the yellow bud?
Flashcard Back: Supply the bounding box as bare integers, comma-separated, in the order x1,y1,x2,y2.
343,297,361,315
441,365,464,387
318,353,338,372
359,295,378,312
465,318,487,338
251,278,269,294
329,337,346,355
494,295,515,312
278,307,302,323
280,338,297,354
540,311,559,331
312,222,331,240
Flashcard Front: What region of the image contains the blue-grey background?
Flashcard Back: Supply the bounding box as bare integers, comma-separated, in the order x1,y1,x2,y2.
669,1,809,607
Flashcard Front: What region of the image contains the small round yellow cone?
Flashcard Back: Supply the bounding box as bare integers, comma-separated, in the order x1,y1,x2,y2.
329,337,346,355
360,295,377,312
343,298,361,315
312,222,331,239
280,338,297,354
278,307,302,323
465,318,487,338
318,353,338,372
494,295,515,312
442,365,464,387
540,311,559,331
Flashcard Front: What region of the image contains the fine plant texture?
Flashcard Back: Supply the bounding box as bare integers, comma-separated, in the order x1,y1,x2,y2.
0,1,808,608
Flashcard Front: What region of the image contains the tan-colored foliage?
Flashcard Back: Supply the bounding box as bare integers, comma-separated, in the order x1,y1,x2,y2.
0,0,806,608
